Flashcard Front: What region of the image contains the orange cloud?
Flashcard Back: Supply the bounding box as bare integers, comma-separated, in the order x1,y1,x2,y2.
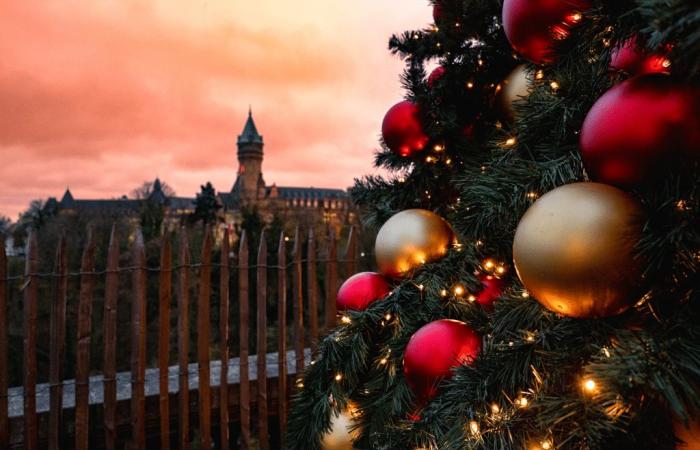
0,0,430,219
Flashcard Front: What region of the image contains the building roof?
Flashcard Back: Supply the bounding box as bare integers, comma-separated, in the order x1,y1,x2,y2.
237,109,263,145
274,187,348,200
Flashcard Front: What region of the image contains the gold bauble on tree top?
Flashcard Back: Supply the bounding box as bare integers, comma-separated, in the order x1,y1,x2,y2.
320,410,358,450
375,209,455,278
513,182,646,318
498,64,532,121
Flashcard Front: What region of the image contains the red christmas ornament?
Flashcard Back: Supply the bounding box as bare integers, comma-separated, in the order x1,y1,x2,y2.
475,274,505,308
336,272,390,311
427,66,446,87
433,2,445,23
382,101,429,157
403,319,481,403
610,36,670,76
502,0,589,64
580,74,700,188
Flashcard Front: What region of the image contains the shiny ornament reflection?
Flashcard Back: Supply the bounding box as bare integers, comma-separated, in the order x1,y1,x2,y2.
513,182,645,318
320,411,358,450
499,64,531,121
375,209,455,278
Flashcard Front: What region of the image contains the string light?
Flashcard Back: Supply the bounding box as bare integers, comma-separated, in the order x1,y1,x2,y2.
483,259,496,270
505,137,517,147
478,59,484,66
385,312,392,321
516,396,529,408
284,236,290,242
341,315,352,324
582,378,597,394
296,378,304,388
535,70,544,80
467,294,476,302
521,291,530,298
434,144,444,152
662,58,671,68
335,373,343,382
491,403,501,415
527,192,539,200
446,158,452,165
496,265,507,275
453,284,465,297
380,357,388,365
425,156,437,163
550,81,560,91
468,420,480,436
525,332,536,342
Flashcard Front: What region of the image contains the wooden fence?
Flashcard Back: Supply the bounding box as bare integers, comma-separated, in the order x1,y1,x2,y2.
0,224,361,449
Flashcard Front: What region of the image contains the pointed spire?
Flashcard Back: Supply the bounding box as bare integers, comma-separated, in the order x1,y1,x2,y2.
153,177,162,192
60,188,75,206
237,108,263,145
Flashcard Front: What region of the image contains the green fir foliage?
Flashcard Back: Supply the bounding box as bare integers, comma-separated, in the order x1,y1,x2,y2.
288,1,700,449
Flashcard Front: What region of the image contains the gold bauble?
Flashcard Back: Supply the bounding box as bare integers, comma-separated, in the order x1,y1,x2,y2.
674,418,700,449
320,411,357,450
375,209,455,278
499,64,532,121
512,182,645,318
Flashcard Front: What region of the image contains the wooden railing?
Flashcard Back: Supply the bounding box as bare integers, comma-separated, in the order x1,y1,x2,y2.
0,224,362,449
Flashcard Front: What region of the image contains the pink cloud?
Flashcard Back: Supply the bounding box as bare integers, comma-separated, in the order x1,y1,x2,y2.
0,0,430,219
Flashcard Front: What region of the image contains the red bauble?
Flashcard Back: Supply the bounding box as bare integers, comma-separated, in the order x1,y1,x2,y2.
427,66,445,87
580,74,700,188
610,36,669,76
336,272,390,311
502,0,589,64
433,2,445,23
475,274,504,308
382,101,429,157
403,319,481,403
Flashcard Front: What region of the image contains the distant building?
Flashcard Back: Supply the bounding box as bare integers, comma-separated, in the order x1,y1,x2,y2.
53,109,356,231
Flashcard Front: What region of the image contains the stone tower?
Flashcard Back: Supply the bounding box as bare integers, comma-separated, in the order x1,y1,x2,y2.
233,108,266,201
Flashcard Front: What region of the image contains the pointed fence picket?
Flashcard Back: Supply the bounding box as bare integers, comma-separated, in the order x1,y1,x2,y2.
0,224,363,449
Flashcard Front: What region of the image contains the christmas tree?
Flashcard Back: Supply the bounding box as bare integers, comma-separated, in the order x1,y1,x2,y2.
288,0,700,448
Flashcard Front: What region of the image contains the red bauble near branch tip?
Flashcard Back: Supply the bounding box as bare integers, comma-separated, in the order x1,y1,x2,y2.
580,74,700,188
502,0,589,64
382,101,430,157
475,274,505,308
433,2,445,23
403,319,481,404
610,36,670,76
428,66,445,87
336,272,391,311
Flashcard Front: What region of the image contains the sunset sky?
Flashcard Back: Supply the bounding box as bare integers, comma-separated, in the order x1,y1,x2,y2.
0,0,431,219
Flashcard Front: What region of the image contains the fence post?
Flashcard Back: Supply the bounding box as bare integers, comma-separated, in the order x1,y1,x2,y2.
48,235,68,450
0,235,7,449
75,229,97,450
292,227,305,380
131,228,147,449
158,233,172,450
177,230,191,450
103,225,120,450
23,230,38,450
277,231,288,448
219,228,231,450
257,230,269,450
343,225,358,278
197,227,213,450
307,229,318,354
325,227,338,331
238,231,251,449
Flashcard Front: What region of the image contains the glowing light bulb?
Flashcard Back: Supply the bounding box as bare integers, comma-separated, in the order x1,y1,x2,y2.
453,285,465,296
491,403,501,414
505,137,517,146
550,81,560,91
582,378,597,393
341,316,352,324
335,373,343,382
469,420,480,436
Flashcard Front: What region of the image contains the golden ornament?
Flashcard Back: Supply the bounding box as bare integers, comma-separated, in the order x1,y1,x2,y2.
375,209,455,278
498,64,532,121
512,182,645,318
321,411,358,450
675,417,700,449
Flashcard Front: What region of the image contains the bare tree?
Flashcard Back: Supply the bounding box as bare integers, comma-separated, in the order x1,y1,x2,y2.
130,179,176,199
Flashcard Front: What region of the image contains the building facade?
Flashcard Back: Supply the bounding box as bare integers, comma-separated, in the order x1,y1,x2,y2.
54,110,356,231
